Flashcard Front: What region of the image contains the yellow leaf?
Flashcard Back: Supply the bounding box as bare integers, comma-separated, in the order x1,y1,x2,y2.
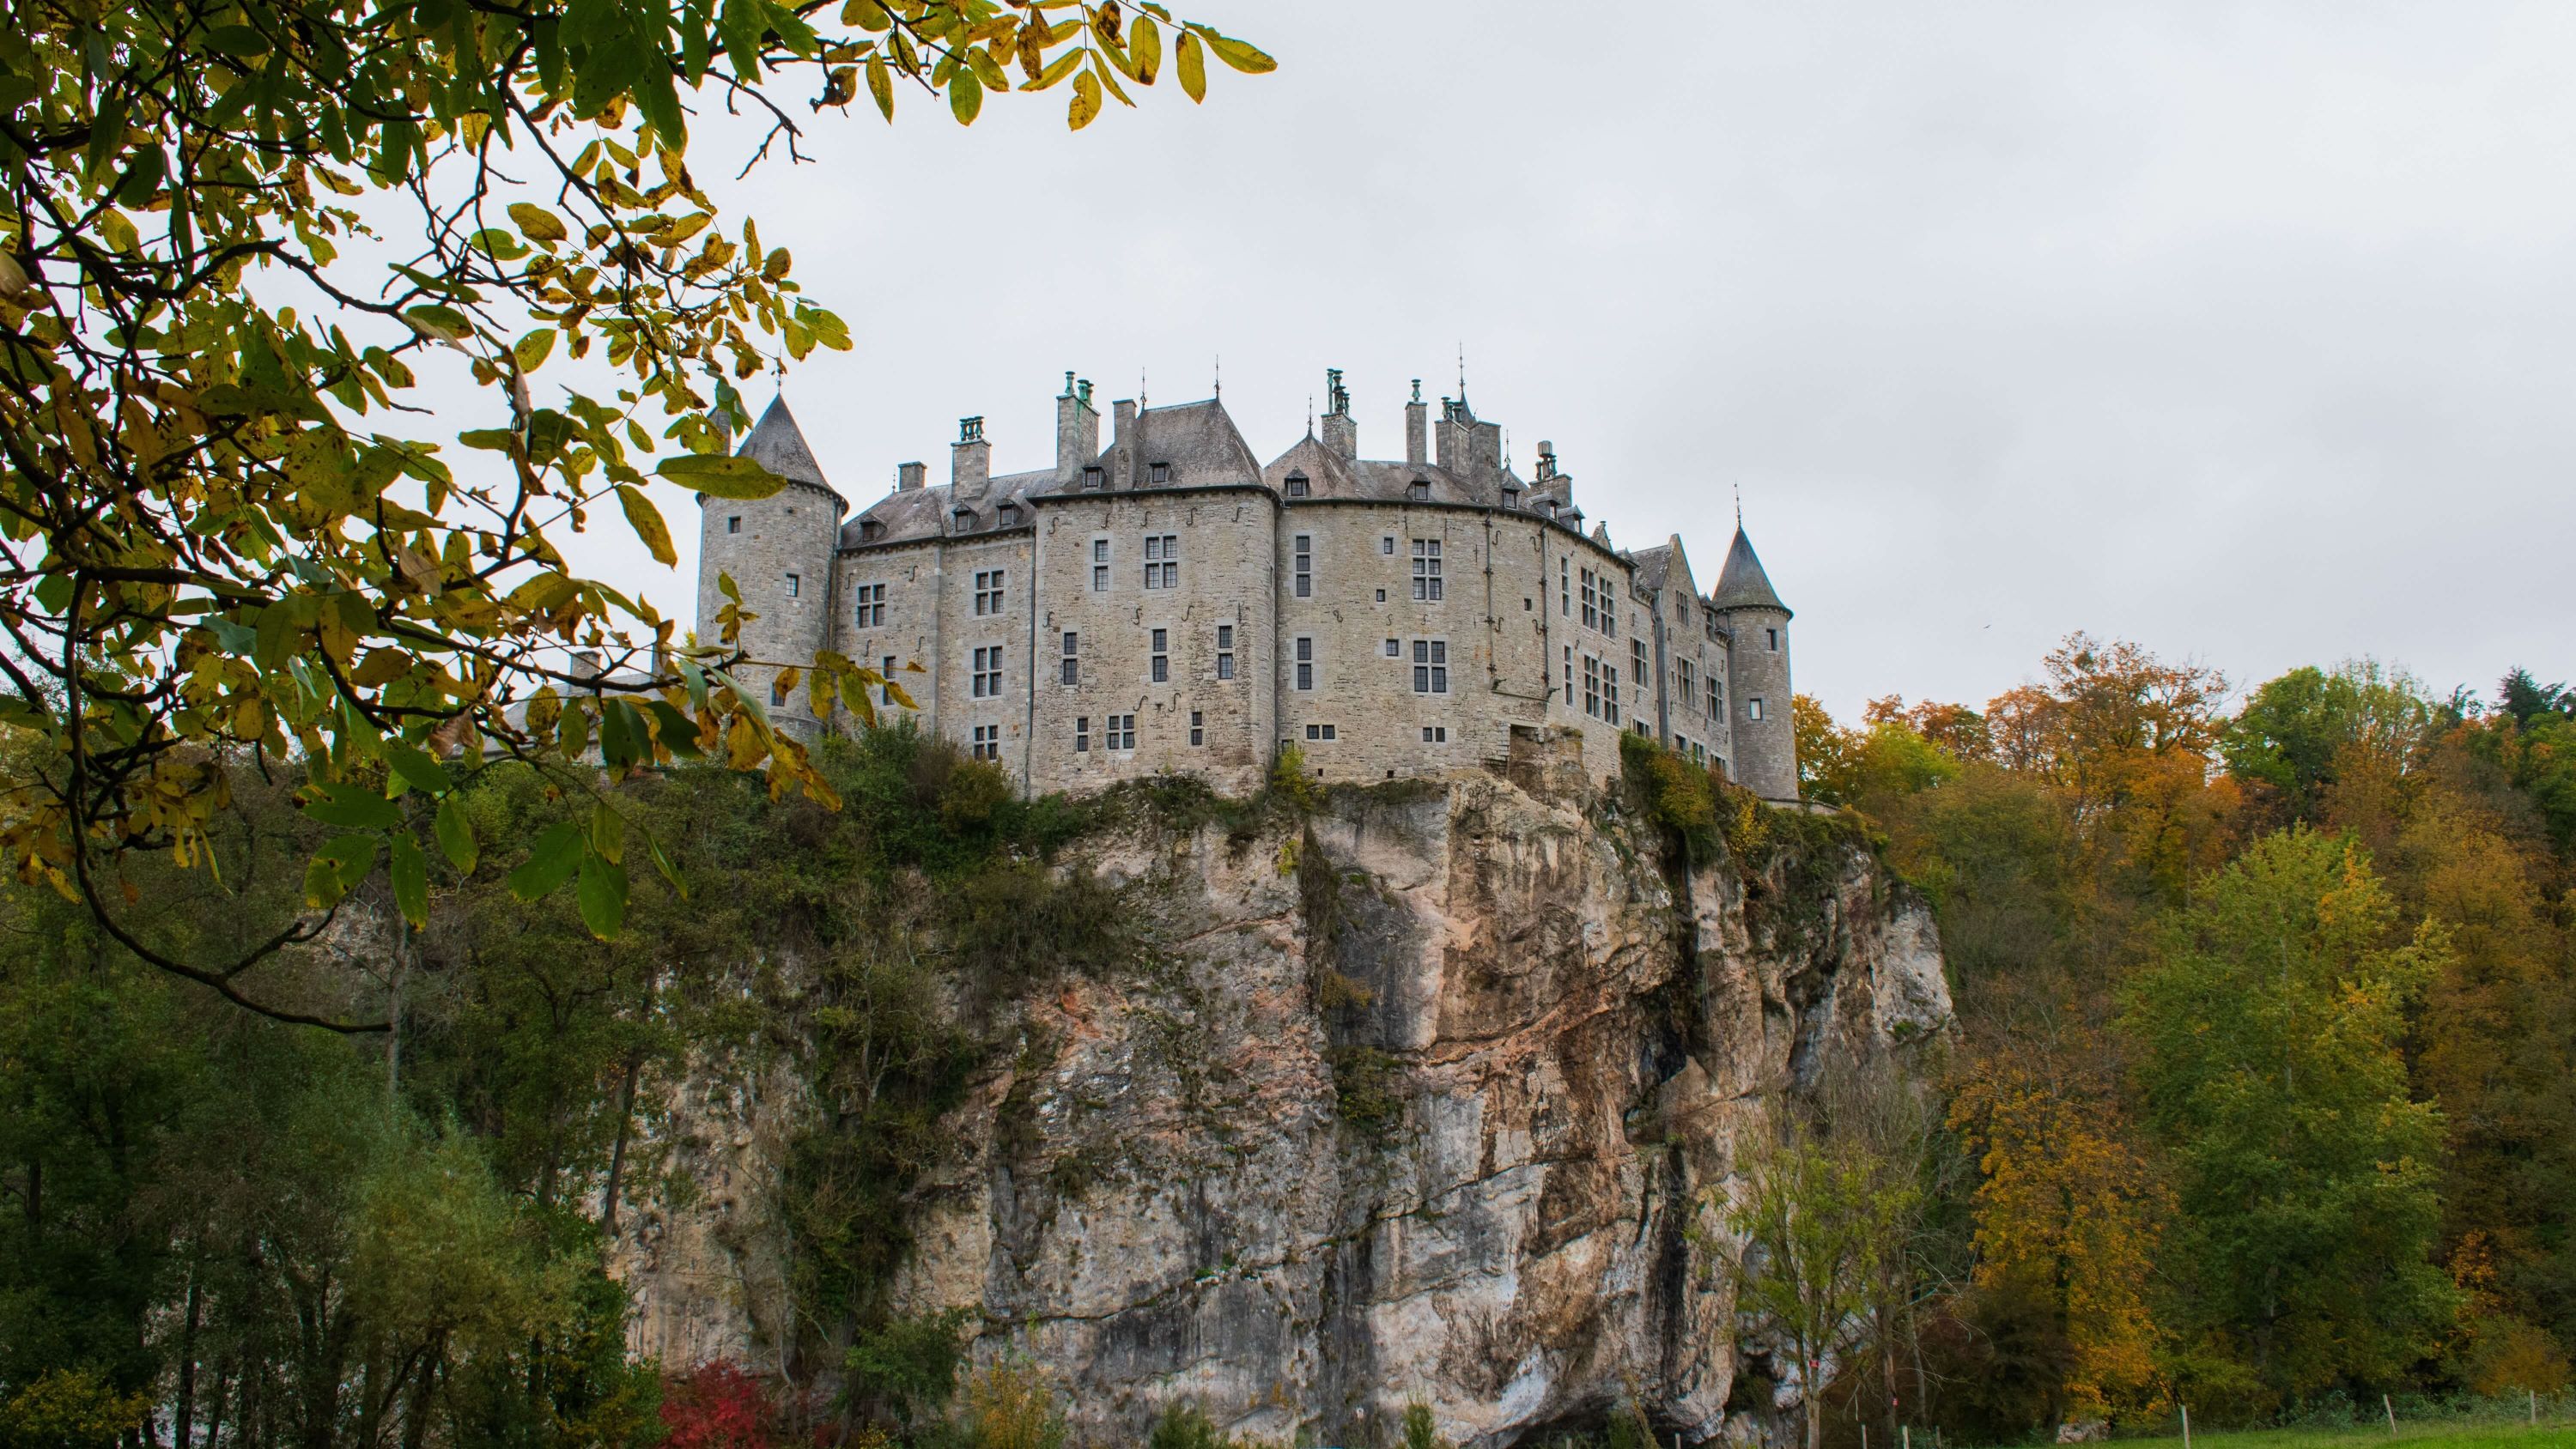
866,54,894,120
1069,69,1102,130
949,67,983,124
508,202,568,244
1128,14,1160,85
1176,29,1206,102
513,327,556,372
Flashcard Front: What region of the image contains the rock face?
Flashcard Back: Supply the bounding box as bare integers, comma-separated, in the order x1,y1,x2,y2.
616,753,1951,1447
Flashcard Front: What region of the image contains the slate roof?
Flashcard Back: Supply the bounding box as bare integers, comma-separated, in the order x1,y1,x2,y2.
738,397,841,505
841,468,1051,549
1627,543,1674,595
1709,526,1789,615
1111,397,1262,488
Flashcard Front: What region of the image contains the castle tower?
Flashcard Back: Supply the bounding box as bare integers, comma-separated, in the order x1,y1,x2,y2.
1711,524,1797,799
693,397,846,738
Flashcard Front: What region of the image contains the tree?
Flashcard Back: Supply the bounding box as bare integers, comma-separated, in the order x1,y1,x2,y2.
2222,662,2433,824
1947,1051,2167,1425
0,0,1272,1025
1708,1121,1918,1449
2120,828,2457,1403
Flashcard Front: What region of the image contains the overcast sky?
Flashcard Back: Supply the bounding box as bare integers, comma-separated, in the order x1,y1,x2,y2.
613,1,2576,721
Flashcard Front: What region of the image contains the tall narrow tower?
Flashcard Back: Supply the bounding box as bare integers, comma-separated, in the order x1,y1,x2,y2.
693,397,846,738
1711,524,1798,800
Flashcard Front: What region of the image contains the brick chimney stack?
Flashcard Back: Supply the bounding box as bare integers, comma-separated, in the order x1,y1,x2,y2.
1054,373,1098,483
1404,379,1427,467
951,415,990,500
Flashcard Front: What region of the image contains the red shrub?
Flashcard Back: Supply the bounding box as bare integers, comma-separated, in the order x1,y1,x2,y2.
660,1361,781,1449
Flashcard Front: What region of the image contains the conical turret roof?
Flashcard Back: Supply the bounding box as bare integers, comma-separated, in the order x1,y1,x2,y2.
1710,526,1788,615
737,395,838,499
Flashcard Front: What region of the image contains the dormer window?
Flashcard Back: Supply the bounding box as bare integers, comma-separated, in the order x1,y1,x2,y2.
1544,500,1560,519
999,503,1020,526
1285,473,1309,498
1150,461,1171,485
1406,479,1431,502
951,506,975,530
860,518,884,542
1501,487,1520,509
1084,464,1104,490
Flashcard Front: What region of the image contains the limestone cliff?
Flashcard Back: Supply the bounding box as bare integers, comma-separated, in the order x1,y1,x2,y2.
613,751,1951,1446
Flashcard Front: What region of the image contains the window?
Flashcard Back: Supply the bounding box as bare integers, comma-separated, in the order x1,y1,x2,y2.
1376,589,1386,603
1380,536,1395,555
1560,557,1571,616
1149,461,1171,485
1292,534,1312,598
1766,627,1779,652
1422,726,1448,743
1383,638,1400,658
1060,631,1078,686
1084,464,1105,490
1190,711,1205,746
1708,676,1722,720
785,572,800,598
882,655,898,706
1605,662,1621,725
1109,714,1136,750
1216,624,1236,680
1580,568,1596,628
1412,639,1448,694
972,569,1004,615
971,646,1002,699
1285,473,1309,498
1075,716,1091,752
970,724,999,761
1406,479,1431,502
726,515,741,534
1747,697,1765,722
1150,628,1169,683
1583,655,1600,718
1143,533,1179,589
853,582,886,627
1564,646,1575,706
771,678,788,707
1632,640,1649,700
1410,539,1443,601
1295,637,1314,692
1304,723,1337,741
1603,594,1615,640
1677,658,1696,702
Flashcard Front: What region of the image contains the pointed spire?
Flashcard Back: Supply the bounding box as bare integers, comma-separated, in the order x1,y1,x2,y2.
734,395,835,495
1710,524,1788,615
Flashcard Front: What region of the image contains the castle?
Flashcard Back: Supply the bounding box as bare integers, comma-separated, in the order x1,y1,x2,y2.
690,371,1798,801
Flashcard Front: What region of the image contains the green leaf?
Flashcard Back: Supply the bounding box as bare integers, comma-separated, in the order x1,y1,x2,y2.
949,67,983,124
389,834,428,929
577,850,629,939
647,700,705,758
646,834,685,896
303,782,401,831
506,822,584,900
204,25,272,57
617,485,677,566
304,835,378,909
590,799,627,864
403,305,471,341
435,794,479,875
384,741,453,796
866,53,893,119
513,328,557,372
656,453,787,500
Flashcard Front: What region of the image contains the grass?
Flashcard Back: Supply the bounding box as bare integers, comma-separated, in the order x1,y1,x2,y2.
2088,1422,2576,1449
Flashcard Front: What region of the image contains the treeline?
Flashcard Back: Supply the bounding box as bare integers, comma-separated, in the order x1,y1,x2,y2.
0,723,1149,1449
1787,637,2575,1441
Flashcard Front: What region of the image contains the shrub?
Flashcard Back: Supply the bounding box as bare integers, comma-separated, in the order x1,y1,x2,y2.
0,1368,151,1449
659,1361,780,1449
1271,744,1321,809
1400,1400,1446,1449
1147,1401,1236,1449
845,1308,974,1428
961,1357,1066,1449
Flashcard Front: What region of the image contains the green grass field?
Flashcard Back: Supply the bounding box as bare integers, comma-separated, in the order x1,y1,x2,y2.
2089,1422,2576,1449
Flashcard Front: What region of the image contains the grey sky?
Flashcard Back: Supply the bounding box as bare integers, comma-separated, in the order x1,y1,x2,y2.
621,1,2576,722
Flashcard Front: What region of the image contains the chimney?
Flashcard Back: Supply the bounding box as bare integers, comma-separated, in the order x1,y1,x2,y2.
1535,440,1557,482
1436,397,1459,470
1055,373,1099,482
951,415,990,500
896,461,926,492
1111,398,1137,487
1404,379,1427,467
1321,367,1357,458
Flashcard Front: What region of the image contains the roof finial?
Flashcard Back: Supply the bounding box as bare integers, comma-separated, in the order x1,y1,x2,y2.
1306,395,1315,436
1212,354,1220,399
1734,482,1743,529
1456,342,1467,403
1139,367,1146,409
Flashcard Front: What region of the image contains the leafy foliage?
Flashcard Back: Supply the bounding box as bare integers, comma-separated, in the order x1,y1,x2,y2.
0,0,1269,1024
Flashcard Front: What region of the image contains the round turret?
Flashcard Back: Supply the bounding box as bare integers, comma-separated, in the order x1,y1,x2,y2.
1710,525,1798,800
694,397,847,738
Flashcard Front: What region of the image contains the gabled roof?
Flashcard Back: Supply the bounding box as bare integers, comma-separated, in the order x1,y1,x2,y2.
1121,397,1261,488
1627,543,1674,595
738,396,841,503
1710,526,1789,615
841,468,1051,549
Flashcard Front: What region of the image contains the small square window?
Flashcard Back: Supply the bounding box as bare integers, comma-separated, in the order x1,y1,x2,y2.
1748,697,1765,722
726,516,741,534
784,572,800,597
1384,639,1400,658
1381,537,1394,555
